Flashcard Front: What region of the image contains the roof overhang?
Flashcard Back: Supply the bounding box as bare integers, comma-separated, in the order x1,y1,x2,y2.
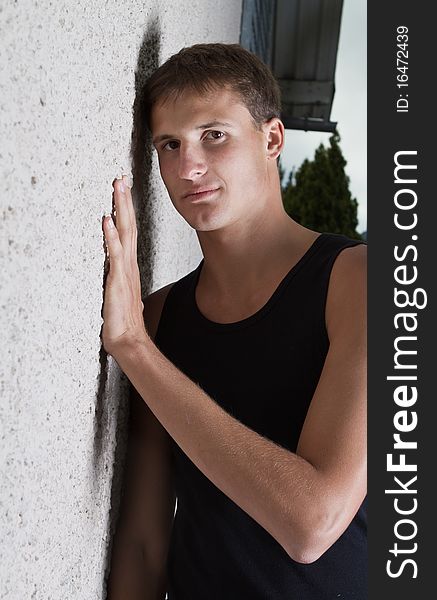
240,0,344,132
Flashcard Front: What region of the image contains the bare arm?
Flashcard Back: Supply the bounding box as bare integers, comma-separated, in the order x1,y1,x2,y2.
113,245,367,565
106,284,176,599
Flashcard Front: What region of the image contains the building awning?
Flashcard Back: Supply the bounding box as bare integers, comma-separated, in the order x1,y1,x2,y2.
240,0,344,132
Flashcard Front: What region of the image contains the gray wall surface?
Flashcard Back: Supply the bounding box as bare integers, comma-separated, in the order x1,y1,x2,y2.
0,1,242,597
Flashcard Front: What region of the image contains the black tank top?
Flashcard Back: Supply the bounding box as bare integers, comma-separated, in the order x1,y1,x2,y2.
155,232,367,599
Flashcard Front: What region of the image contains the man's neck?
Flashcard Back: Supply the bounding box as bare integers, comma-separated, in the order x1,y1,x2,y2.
196,206,317,300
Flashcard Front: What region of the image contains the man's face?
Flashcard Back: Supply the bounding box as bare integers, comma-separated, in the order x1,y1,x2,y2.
150,87,273,233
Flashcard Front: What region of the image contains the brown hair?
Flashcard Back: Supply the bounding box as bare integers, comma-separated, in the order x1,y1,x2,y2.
143,43,282,131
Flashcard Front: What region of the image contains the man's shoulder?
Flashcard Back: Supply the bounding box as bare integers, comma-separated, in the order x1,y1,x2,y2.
330,242,367,279
327,241,367,302
143,282,176,341
325,242,367,340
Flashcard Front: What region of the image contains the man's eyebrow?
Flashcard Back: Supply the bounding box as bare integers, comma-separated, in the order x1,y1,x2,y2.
196,121,234,130
152,121,234,145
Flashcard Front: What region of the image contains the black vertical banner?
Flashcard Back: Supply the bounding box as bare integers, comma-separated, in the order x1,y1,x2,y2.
368,2,435,598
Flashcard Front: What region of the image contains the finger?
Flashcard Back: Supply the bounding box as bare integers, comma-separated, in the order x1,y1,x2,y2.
120,175,140,264
103,215,124,273
112,177,134,249
122,174,137,228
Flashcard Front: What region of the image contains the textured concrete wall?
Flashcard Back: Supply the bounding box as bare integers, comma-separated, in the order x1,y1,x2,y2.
0,1,242,598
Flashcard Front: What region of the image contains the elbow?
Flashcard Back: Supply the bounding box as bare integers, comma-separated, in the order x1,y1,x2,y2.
284,535,326,565
281,510,340,565
286,544,325,565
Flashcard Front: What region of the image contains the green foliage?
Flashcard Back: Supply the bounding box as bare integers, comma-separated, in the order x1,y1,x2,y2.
282,132,362,240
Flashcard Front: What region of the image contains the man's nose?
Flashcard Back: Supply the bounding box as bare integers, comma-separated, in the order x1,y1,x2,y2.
177,146,207,180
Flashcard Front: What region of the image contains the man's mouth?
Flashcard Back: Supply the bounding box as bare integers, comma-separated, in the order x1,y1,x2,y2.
183,187,220,201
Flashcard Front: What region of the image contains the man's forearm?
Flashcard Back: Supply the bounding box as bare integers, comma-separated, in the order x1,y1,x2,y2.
113,337,334,563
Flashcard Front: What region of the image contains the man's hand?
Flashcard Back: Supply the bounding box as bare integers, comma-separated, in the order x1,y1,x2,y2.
101,175,148,358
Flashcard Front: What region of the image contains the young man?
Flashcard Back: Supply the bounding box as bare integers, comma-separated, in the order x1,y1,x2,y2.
104,44,367,599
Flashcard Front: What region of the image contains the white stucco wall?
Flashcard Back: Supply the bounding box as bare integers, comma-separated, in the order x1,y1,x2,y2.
0,1,242,597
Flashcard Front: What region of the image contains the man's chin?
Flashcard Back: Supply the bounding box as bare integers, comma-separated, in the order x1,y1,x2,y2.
176,203,226,232
190,214,239,234
185,215,226,233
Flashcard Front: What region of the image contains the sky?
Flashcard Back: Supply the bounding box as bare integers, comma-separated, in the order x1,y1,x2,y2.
280,0,367,233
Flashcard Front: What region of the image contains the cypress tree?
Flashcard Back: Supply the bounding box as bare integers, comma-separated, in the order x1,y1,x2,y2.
282,132,362,240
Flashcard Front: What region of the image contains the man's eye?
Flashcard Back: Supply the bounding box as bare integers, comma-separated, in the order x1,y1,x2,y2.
162,140,179,151
205,131,225,140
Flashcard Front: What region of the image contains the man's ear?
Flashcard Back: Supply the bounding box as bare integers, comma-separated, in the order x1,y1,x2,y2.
263,118,285,160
